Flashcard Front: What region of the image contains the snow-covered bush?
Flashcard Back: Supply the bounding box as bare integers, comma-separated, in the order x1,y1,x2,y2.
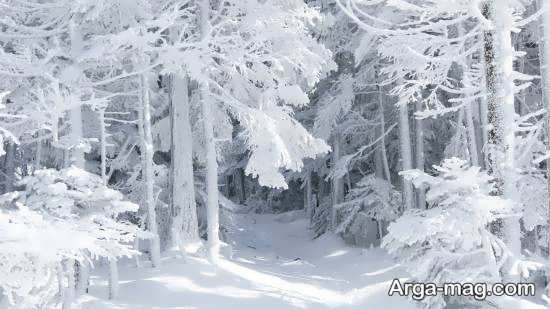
0,207,88,307
334,174,399,243
382,158,512,308
0,166,138,307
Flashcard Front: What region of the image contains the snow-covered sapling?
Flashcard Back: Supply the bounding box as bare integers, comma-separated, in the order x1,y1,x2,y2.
383,158,512,309
0,166,139,307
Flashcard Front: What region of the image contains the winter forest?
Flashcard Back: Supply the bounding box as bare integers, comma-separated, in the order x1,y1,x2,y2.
5,0,550,308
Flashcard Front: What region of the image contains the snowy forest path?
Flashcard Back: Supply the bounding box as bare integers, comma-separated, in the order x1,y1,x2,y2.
78,211,412,309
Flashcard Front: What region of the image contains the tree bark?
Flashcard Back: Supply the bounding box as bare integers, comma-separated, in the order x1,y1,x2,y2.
235,168,246,203
62,259,75,309
460,52,481,167
108,258,118,299
35,131,42,170
75,260,89,295
97,109,119,298
99,109,107,185
70,105,91,290
398,101,414,211
139,73,161,268
305,171,313,221
68,21,85,169
202,84,220,264
464,99,480,167
414,99,426,209
198,0,221,264
69,105,84,168
170,74,199,253
483,0,521,263
2,141,16,193
377,84,391,182
538,0,550,260
331,132,344,230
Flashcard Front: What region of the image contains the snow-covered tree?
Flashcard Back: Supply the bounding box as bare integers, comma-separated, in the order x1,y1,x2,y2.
334,174,399,241
383,158,512,308
0,166,138,307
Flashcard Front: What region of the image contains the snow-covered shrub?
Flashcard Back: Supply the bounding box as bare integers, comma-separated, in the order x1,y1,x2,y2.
0,207,88,307
334,174,399,244
519,172,548,246
0,166,138,307
382,158,512,309
515,136,549,253
8,166,139,257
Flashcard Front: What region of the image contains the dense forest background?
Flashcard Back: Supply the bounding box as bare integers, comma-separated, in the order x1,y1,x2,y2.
2,0,550,308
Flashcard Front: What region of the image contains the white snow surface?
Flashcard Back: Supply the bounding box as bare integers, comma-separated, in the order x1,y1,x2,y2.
75,212,545,309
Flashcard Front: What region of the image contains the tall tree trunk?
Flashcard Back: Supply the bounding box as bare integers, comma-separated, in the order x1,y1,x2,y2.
75,261,89,295
2,141,16,192
304,171,313,221
69,23,87,291
461,56,480,166
414,100,426,209
476,34,490,170
377,220,384,240
331,132,345,230
62,259,75,309
139,73,161,268
74,108,90,294
464,99,480,167
398,101,414,211
377,84,391,182
202,85,220,264
199,0,220,264
69,21,85,169
56,263,64,302
455,24,481,167
483,0,521,265
99,109,107,185
374,80,391,237
479,93,489,169
538,0,550,261
69,105,84,168
170,74,199,253
108,257,118,299
235,168,246,204
372,91,385,180
98,109,119,298
35,131,42,170
69,107,91,294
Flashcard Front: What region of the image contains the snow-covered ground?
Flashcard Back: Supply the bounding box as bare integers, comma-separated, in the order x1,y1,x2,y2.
76,211,545,309
76,211,410,308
